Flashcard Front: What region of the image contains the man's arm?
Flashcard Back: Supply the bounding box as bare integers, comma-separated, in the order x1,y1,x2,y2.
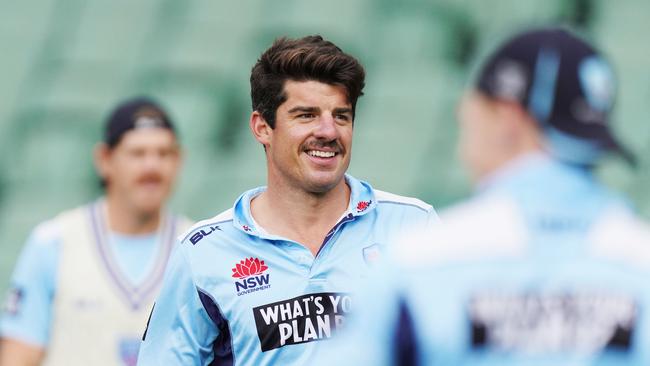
0,222,59,366
137,244,219,365
0,338,44,366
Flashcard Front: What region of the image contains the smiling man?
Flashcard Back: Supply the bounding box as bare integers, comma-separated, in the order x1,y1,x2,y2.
0,97,193,366
137,35,437,365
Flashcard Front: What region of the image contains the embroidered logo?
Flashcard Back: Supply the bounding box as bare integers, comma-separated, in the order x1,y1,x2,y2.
232,257,268,278
242,225,252,232
118,338,141,366
232,257,271,296
2,287,23,316
189,225,221,245
356,200,372,213
362,243,381,265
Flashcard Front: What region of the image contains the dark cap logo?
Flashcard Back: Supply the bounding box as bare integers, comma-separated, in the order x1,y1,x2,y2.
492,59,528,102
133,107,166,129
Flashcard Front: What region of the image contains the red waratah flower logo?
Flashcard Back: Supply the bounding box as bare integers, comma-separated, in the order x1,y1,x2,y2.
232,257,268,279
356,200,372,212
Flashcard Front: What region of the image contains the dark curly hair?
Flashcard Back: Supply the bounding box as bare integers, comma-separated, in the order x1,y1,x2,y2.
250,35,366,128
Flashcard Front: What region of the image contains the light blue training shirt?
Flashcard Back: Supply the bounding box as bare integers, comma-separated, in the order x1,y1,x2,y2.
137,175,437,366
0,202,169,347
317,154,650,366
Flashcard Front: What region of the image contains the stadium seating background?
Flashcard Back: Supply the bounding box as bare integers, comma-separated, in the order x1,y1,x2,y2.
1,0,649,293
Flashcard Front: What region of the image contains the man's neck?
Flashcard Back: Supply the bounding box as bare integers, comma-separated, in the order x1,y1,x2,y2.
250,179,350,256
104,195,161,235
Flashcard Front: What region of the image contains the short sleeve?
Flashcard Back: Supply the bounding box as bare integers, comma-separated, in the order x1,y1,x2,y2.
0,221,60,347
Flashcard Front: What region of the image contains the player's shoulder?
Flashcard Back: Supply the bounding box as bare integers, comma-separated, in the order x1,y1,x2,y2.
48,203,92,224
589,205,650,268
171,214,195,233
374,189,432,213
440,193,521,226
29,218,63,248
28,203,91,247
394,194,527,267
178,208,235,244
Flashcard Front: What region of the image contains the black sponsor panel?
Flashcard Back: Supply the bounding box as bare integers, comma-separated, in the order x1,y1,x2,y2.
253,292,351,351
468,291,636,353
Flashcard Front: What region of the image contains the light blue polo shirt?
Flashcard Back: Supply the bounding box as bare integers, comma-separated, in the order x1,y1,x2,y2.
137,175,436,365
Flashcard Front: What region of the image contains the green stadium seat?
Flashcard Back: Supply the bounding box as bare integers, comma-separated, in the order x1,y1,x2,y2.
153,20,254,77
5,106,98,183
40,61,131,113
257,0,373,38
63,0,161,63
0,0,57,142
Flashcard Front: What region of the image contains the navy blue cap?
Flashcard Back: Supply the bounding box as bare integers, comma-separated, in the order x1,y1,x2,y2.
476,27,635,166
104,97,176,147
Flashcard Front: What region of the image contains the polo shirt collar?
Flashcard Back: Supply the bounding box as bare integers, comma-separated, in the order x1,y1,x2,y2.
232,174,376,238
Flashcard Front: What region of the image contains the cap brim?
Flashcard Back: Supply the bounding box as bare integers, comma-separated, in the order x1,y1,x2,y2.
602,132,637,167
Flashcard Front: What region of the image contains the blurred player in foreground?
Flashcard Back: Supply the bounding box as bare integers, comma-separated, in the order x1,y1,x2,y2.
0,97,192,366
318,27,650,365
137,35,437,365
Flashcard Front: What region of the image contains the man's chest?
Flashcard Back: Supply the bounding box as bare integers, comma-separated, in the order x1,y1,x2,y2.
190,231,386,354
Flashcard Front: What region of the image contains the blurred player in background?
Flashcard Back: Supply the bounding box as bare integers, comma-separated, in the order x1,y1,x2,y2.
0,97,192,366
137,35,437,365
317,27,650,365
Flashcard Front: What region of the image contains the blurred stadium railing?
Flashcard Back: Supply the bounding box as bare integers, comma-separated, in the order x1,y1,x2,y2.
1,0,649,293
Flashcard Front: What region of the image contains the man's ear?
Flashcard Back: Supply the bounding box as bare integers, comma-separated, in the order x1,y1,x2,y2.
93,143,111,181
249,111,272,146
494,99,543,150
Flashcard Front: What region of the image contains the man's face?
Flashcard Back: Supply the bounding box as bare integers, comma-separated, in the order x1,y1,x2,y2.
263,80,354,194
100,128,180,214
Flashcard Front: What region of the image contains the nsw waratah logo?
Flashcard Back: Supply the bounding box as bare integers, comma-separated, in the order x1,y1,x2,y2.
232,257,271,296
356,200,371,213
